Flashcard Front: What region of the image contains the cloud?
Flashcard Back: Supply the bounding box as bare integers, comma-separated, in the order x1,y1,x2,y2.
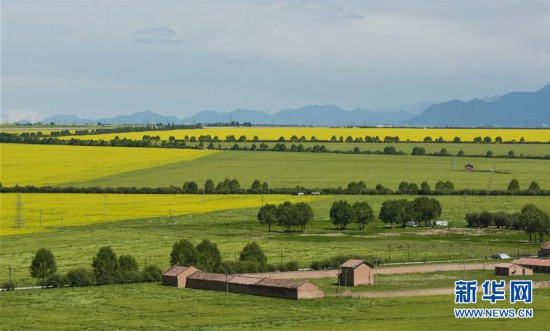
1,109,43,123
132,26,182,45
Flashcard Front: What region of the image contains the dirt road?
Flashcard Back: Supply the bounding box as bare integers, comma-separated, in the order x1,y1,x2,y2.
249,262,500,280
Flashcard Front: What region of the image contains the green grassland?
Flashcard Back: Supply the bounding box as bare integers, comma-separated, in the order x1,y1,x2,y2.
2,195,548,286
185,141,550,157
1,283,548,330
67,150,550,190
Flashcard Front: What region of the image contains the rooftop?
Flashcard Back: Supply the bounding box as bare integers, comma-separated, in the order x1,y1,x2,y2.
254,278,309,289
162,266,198,277
542,242,550,250
340,259,373,269
513,257,550,268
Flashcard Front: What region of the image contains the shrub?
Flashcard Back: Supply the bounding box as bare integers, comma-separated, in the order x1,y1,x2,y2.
1,282,17,291
44,273,67,288
66,268,95,286
142,265,162,282
285,261,299,271
277,263,288,272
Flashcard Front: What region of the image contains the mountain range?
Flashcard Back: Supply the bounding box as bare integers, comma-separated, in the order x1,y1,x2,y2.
37,83,550,127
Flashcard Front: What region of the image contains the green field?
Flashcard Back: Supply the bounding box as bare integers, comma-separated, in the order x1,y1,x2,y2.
2,195,548,286
1,283,548,330
67,150,550,190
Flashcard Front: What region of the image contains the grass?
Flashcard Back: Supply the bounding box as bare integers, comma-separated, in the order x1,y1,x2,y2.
1,194,548,285
70,150,550,190
55,127,550,142
1,283,548,330
309,269,550,293
0,143,216,186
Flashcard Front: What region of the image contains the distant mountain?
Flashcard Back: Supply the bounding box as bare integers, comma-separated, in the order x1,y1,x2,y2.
98,111,180,125
273,105,411,126
42,114,95,124
182,109,272,125
405,84,550,127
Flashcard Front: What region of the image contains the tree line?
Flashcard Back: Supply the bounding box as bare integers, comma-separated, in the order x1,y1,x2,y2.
466,204,550,242
2,179,547,196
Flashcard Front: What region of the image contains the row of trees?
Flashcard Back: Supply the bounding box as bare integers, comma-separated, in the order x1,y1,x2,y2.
170,240,299,274
27,247,162,288
466,204,550,242
378,197,442,228
257,201,314,231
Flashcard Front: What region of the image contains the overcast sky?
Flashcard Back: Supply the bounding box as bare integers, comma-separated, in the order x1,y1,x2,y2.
2,0,549,121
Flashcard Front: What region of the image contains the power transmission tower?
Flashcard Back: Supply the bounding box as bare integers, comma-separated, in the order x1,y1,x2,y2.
15,193,23,228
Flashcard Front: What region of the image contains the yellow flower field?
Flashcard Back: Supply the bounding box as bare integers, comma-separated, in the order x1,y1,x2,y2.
0,193,323,236
0,143,216,186
56,127,549,142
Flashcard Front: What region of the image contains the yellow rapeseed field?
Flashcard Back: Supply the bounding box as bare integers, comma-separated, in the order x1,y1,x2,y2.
0,193,323,235
0,143,216,186
57,127,549,142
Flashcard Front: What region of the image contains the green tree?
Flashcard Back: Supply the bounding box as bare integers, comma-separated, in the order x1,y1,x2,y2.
352,202,374,230
204,179,215,193
508,179,520,191
170,239,199,266
520,204,550,242
196,239,222,272
398,181,409,193
420,181,430,194
251,180,262,193
330,200,355,230
30,248,57,283
257,204,278,232
92,246,119,284
118,255,138,272
183,181,198,193
239,242,267,266
413,197,442,227
294,202,313,232
229,179,240,193
529,181,540,191
379,199,413,228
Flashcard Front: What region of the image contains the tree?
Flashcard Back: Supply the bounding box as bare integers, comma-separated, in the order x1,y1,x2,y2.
170,239,199,266
196,239,222,272
479,211,493,228
251,180,262,193
261,182,269,193
352,202,374,230
229,179,240,193
294,202,314,231
92,246,119,284
529,181,540,191
330,200,355,229
30,248,57,283
420,181,430,194
258,204,278,232
379,199,413,228
277,201,297,231
239,242,267,266
508,179,520,191
486,150,493,158
204,179,215,193
183,181,198,193
119,255,138,272
398,181,409,193
412,197,442,227
520,204,550,242
444,181,454,191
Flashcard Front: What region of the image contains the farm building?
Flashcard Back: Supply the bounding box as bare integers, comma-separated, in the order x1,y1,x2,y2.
494,263,533,276
338,259,375,286
538,242,550,257
162,266,200,288
164,268,325,299
464,164,474,172
513,258,550,274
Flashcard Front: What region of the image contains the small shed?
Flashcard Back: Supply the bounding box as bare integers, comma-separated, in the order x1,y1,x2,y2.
464,164,474,172
494,263,533,276
538,242,550,258
434,221,448,227
162,266,200,288
338,259,375,286
513,257,550,274
311,192,321,196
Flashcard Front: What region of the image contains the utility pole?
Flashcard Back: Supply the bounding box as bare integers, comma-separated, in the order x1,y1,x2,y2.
104,192,107,222
170,210,174,226
15,193,23,228
39,209,42,227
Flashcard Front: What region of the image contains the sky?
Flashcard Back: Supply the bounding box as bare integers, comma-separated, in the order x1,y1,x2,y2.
2,0,550,122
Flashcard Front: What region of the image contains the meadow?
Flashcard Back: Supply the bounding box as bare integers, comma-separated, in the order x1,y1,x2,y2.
71,150,550,190
0,193,321,236
1,194,548,285
1,283,548,330
0,143,216,186
56,127,550,142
